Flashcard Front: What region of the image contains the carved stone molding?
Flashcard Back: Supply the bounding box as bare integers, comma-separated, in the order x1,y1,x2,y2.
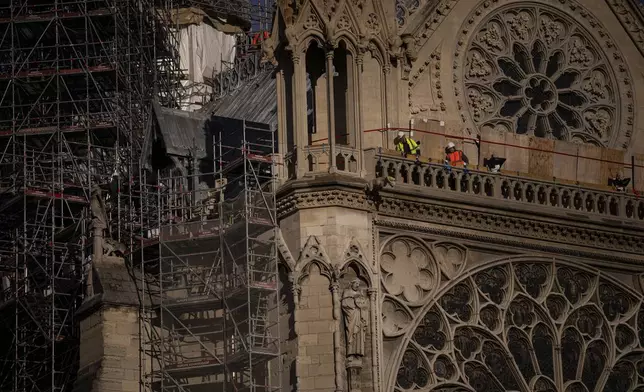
294,235,335,296
452,0,635,148
376,196,644,254
403,0,457,43
375,218,643,267
277,189,370,217
409,44,445,113
277,186,643,265
339,237,375,276
608,0,644,58
277,0,390,64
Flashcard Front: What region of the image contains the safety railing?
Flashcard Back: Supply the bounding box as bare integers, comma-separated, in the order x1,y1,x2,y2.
367,148,644,222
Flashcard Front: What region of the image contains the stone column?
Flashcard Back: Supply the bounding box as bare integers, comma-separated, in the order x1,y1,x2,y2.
293,52,308,178
276,69,289,181
326,49,337,172
290,273,301,391
367,287,379,392
88,224,103,297
330,281,344,392
355,53,365,177
381,65,391,149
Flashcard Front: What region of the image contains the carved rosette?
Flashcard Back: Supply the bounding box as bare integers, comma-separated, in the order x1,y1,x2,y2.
453,0,634,149
388,256,644,392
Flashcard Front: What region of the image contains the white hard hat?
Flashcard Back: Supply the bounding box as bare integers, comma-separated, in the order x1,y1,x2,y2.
397,131,405,138
446,142,456,149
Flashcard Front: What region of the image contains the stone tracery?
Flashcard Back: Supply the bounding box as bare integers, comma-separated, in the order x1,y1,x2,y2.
460,4,627,147
386,257,644,392
381,237,439,305
396,0,421,27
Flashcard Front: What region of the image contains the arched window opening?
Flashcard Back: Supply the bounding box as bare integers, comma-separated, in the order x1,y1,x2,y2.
281,52,295,151
333,41,354,147
305,41,326,141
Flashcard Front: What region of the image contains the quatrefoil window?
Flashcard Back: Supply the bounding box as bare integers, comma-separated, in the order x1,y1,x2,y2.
462,5,620,146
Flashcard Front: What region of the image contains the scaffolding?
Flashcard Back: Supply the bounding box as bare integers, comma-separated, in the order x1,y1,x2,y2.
139,118,281,392
0,0,276,390
0,0,169,391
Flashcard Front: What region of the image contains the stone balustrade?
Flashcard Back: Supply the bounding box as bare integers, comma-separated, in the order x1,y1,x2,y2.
366,148,644,222
283,144,361,178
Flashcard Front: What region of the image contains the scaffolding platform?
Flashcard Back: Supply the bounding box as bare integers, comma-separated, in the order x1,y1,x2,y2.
141,118,281,392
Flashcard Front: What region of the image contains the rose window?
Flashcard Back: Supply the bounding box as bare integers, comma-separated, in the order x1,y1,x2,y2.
391,259,644,392
463,5,620,146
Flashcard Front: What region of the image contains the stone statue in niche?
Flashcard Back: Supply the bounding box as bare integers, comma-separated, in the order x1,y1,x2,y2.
90,185,126,258
341,278,369,365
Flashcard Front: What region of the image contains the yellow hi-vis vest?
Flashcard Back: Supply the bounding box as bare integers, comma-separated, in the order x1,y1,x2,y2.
396,137,419,155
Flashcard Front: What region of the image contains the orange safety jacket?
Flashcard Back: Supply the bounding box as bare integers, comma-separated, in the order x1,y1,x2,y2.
446,150,467,165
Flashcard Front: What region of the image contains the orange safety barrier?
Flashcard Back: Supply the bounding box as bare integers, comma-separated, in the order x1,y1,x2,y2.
251,31,270,45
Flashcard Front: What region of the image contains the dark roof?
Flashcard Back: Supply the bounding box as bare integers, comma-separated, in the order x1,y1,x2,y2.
154,102,209,159
205,69,278,130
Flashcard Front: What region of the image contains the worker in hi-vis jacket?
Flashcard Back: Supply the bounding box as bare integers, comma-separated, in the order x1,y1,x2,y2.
395,131,421,162
444,142,469,173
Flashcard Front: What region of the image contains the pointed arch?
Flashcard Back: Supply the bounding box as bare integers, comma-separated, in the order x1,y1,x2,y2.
338,237,374,287
294,235,333,281
367,36,388,66
292,1,328,54
329,3,363,47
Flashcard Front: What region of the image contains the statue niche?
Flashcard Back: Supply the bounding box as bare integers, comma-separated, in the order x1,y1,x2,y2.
341,278,369,364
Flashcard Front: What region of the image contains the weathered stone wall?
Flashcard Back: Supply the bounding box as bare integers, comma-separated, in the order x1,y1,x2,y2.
296,264,336,391
77,306,140,392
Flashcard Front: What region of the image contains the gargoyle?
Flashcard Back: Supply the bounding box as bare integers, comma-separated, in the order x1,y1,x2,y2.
365,176,396,195
103,237,127,258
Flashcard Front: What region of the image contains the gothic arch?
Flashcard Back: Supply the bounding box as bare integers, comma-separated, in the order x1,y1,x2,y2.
338,237,374,287
365,36,388,67
297,33,327,56
384,255,644,392
294,236,334,281
333,35,360,55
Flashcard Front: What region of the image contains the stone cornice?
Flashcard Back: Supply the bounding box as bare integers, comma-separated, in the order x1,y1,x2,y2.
374,218,643,268
277,182,644,264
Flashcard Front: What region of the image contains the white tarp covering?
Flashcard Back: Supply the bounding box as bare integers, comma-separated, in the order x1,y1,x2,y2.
178,23,236,84
177,23,236,111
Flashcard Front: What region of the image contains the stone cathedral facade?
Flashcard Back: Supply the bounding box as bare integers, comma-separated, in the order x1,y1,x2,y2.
265,0,644,391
